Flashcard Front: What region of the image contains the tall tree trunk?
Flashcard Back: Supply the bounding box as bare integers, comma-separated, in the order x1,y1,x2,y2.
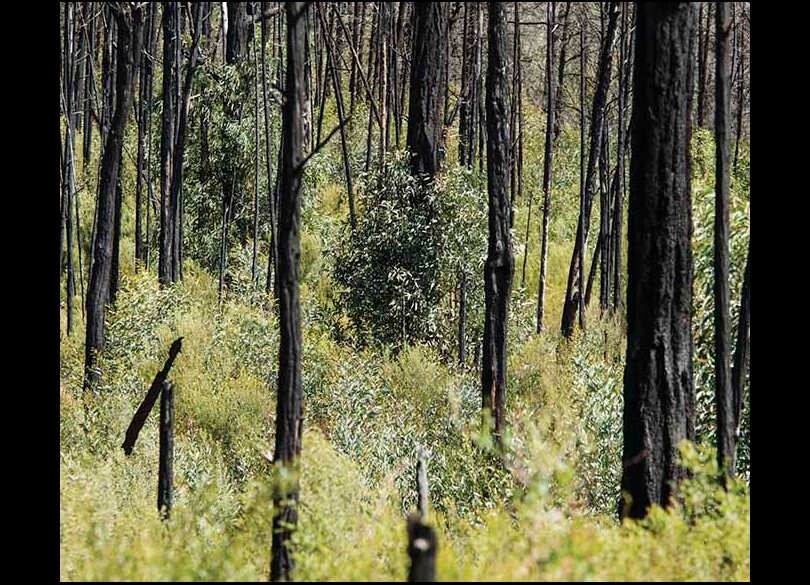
62,3,77,333
270,3,309,581
407,3,448,178
135,6,148,267
82,2,96,166
560,2,619,338
576,21,586,331
458,2,471,168
732,12,745,172
553,1,572,143
262,1,279,296
598,119,611,312
319,4,356,229
159,3,177,286
714,1,734,480
536,0,555,333
252,25,261,285
349,1,361,113
731,236,750,436
109,156,123,304
612,1,629,312
508,1,522,231
697,2,712,128
226,2,252,64
458,271,467,368
481,1,514,449
62,89,78,336
84,5,142,390
619,1,696,521
584,231,602,308
145,5,158,271
169,3,204,284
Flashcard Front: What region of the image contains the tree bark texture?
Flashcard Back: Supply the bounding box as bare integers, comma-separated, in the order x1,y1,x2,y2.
407,3,448,178
481,1,514,448
270,3,308,581
713,1,734,480
620,1,696,521
159,2,177,286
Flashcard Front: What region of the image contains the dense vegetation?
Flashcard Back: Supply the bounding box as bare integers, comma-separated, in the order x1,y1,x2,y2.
60,2,750,581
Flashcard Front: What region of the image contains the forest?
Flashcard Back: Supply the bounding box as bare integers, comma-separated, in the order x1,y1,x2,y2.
59,2,750,581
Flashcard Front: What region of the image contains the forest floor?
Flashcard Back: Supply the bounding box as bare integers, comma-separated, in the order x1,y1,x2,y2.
60,122,750,581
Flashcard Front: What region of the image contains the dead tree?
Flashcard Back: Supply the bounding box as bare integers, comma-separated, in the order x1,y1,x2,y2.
536,0,556,333
270,3,309,581
560,2,619,338
714,1,734,480
481,1,514,448
620,1,696,520
83,4,143,390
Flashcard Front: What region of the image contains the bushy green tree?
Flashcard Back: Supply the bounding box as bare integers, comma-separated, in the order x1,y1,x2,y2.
334,154,486,353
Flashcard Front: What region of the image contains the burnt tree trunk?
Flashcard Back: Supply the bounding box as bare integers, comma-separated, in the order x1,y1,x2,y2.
109,157,123,304
145,6,158,271
612,1,629,312
619,1,696,521
713,1,734,480
159,3,177,286
584,232,602,308
731,236,750,436
458,271,467,368
262,1,279,296
169,3,204,284
481,1,514,449
560,2,619,338
732,12,745,172
84,5,142,390
270,3,308,581
458,2,471,167
319,4,356,230
226,2,252,65
697,2,712,128
536,0,556,334
82,2,96,165
407,3,448,178
553,1,572,143
252,27,261,285
598,120,611,313
157,380,174,519
134,5,150,267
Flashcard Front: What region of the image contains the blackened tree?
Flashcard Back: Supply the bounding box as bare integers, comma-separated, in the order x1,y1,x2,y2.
84,3,143,389
714,1,734,480
270,2,309,581
407,2,448,178
620,1,696,520
482,1,514,448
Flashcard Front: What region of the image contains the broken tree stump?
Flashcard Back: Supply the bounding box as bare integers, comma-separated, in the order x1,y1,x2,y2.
121,337,183,455
158,380,174,519
407,446,436,582
407,515,436,581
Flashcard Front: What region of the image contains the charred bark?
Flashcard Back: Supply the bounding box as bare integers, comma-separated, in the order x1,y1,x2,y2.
270,3,309,581
407,3,448,178
560,2,619,337
714,1,734,480
536,0,555,333
84,4,142,390
619,1,696,520
481,1,514,449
